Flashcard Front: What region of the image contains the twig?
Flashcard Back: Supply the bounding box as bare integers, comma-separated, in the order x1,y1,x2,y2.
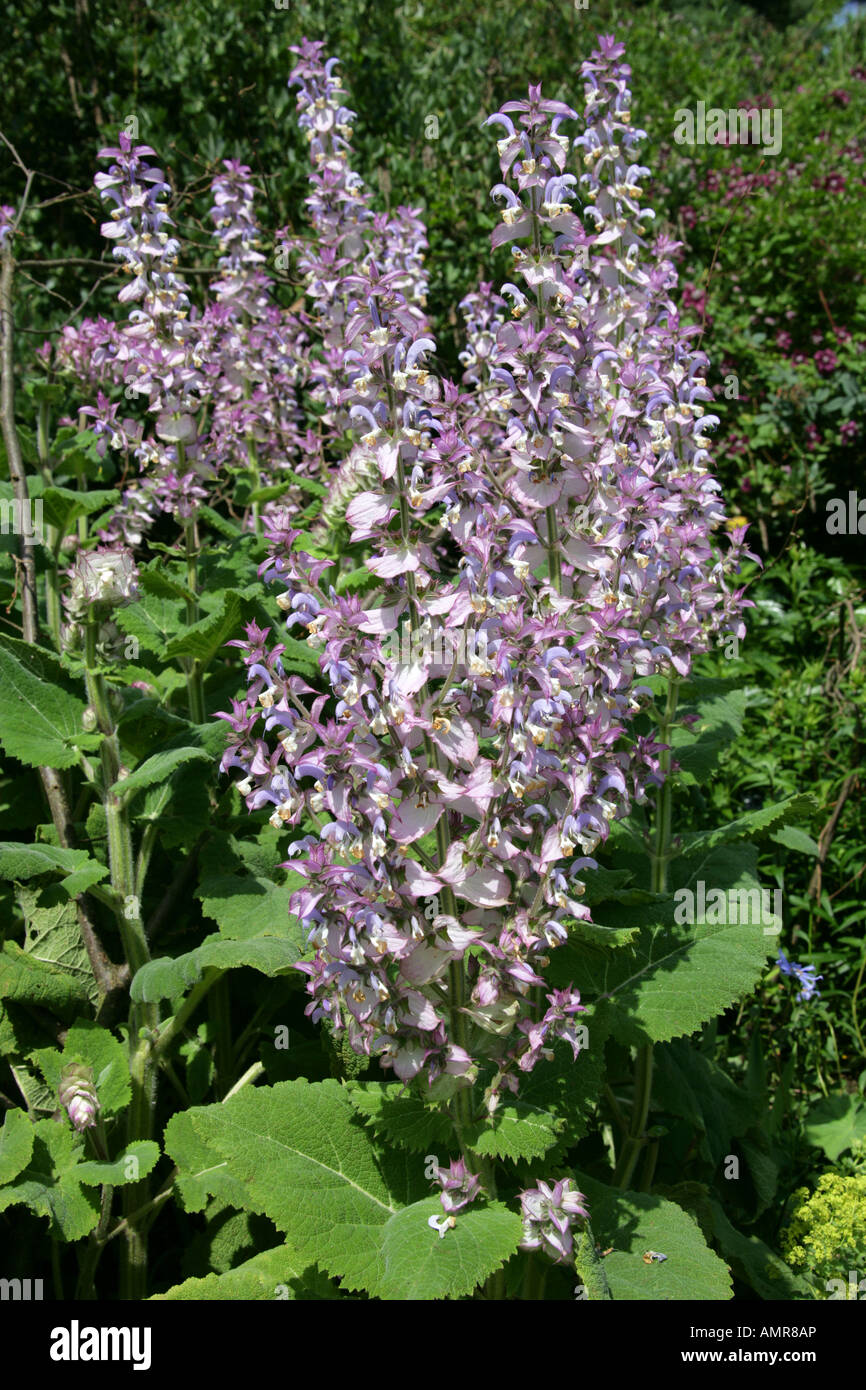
807,771,860,904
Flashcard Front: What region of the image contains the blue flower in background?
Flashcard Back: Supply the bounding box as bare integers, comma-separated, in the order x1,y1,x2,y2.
777,949,823,1003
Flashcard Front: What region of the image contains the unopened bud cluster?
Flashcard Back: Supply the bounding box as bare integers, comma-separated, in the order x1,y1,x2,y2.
58,1063,99,1132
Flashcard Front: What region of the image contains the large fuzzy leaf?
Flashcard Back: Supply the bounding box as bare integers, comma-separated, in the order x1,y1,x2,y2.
708,1200,811,1300
570,845,775,1044
347,1083,455,1153
183,1079,522,1298
0,1121,99,1240
0,843,108,898
75,1142,160,1186
164,1111,255,1214
152,1243,333,1300
0,941,89,1019
115,592,187,654
110,746,211,798
677,794,816,859
0,637,97,768
577,1175,733,1300
0,1107,34,1185
196,830,306,944
669,678,749,784
130,937,302,1004
18,884,97,1006
653,1039,760,1165
41,486,120,535
163,590,243,668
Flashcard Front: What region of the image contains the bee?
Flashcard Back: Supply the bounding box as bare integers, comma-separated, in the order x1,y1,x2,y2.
643,1250,667,1264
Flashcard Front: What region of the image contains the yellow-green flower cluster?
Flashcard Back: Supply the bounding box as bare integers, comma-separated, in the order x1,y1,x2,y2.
782,1169,866,1298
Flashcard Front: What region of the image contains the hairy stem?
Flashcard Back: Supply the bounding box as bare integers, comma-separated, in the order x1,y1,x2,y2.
613,676,678,1190
85,616,157,1298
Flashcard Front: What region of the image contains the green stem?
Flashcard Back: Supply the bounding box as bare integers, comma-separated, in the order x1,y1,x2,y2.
247,435,262,539
183,514,205,725
36,400,62,645
651,677,679,898
483,1266,507,1300
51,1238,64,1300
84,616,156,1298
75,1184,113,1299
150,967,224,1059
613,676,679,1190
851,947,866,1057
521,1251,548,1300
209,975,233,1099
545,503,562,592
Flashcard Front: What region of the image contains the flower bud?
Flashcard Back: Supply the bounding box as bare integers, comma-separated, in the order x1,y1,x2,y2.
58,1063,99,1132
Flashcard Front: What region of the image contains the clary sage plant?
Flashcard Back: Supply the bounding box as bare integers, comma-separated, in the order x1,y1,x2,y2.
0,33,813,1302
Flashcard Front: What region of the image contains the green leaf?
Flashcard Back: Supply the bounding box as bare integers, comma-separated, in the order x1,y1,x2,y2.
32,1019,132,1117
770,825,821,856
0,637,95,768
511,1007,609,1147
579,866,637,906
110,746,211,798
804,1094,866,1162
185,1078,483,1297
130,951,208,1004
708,1200,811,1300
196,830,306,945
196,504,242,538
163,590,242,668
653,1039,759,1166
75,1141,160,1186
18,884,97,1005
335,566,379,595
669,679,749,784
115,592,187,654
0,843,108,897
0,1107,34,1185
0,1120,99,1240
247,471,326,504
0,942,89,1018
138,565,197,604
574,1222,613,1300
576,1175,733,1300
464,1100,564,1162
346,1083,455,1153
678,794,815,858
576,845,775,1044
277,633,322,678
130,936,302,1003
371,1197,522,1300
41,486,120,536
151,1243,333,1300
164,1111,254,1214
